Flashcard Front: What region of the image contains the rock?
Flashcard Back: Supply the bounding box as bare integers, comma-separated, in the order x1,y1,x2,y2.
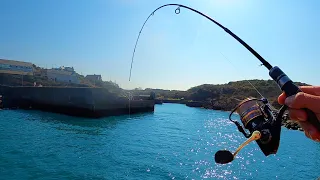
154,99,163,104
282,119,302,131
286,124,292,129
291,125,298,130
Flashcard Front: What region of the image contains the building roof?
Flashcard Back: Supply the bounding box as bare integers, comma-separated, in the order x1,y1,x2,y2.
47,69,74,75
60,66,74,72
0,59,33,67
86,74,101,77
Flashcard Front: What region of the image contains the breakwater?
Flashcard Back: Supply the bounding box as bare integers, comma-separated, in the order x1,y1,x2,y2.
0,85,154,118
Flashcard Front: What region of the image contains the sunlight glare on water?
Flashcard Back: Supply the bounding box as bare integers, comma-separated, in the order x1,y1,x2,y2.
0,104,319,180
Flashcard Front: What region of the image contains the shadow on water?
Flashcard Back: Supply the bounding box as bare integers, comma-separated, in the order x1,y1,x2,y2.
8,109,155,129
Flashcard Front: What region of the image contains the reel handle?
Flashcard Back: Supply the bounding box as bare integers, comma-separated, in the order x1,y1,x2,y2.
270,66,320,132
215,131,261,164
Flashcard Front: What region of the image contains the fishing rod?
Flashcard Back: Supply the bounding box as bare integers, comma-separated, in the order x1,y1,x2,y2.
129,3,320,164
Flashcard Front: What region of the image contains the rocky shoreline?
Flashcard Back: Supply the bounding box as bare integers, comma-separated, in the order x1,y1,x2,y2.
282,113,304,131
184,100,303,131
161,98,304,132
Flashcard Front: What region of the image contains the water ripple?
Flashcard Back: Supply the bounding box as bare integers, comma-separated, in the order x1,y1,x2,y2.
0,104,319,180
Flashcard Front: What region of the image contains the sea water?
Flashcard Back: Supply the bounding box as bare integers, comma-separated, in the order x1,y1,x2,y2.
0,103,319,180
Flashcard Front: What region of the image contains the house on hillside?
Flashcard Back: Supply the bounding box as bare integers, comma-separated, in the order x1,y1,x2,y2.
85,74,102,83
47,66,80,84
34,67,48,78
0,59,34,75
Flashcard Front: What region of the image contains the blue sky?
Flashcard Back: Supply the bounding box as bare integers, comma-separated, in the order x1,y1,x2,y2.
1,0,319,90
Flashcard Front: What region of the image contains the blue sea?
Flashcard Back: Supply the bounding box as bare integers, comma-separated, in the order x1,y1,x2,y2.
0,103,319,180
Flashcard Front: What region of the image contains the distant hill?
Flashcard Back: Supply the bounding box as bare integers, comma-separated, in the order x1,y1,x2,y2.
186,79,309,110
132,79,310,110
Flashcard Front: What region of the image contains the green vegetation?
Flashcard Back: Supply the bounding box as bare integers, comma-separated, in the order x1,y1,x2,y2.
188,80,310,110
0,73,122,92
0,69,309,111
130,79,310,110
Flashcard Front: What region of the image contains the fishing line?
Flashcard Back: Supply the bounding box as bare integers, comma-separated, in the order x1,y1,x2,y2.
218,52,279,112
219,52,278,112
219,51,264,98
129,3,273,82
128,3,280,113
128,91,131,118
129,3,320,162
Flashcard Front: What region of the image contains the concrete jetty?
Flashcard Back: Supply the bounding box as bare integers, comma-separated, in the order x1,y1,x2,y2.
0,85,155,118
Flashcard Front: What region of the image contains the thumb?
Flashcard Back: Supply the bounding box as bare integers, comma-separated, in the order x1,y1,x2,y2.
285,92,320,113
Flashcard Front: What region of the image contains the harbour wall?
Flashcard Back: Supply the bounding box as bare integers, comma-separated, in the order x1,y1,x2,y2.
0,85,154,118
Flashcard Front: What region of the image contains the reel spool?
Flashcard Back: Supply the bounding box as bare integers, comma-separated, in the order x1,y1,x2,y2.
215,97,282,164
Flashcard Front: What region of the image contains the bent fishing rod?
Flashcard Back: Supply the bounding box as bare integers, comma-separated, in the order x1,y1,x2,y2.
129,3,320,164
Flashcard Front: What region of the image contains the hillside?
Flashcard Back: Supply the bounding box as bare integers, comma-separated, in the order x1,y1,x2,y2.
185,79,309,110
0,73,122,94
0,76,308,130
133,79,310,111
1,73,310,111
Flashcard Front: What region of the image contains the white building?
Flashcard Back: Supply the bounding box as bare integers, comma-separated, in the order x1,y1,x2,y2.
85,74,102,82
47,66,80,84
0,59,34,75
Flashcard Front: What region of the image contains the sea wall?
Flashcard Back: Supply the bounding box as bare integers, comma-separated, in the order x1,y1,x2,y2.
162,99,187,104
1,86,154,118
185,101,203,107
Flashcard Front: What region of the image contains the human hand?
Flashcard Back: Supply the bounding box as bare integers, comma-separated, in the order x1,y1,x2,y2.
278,86,320,142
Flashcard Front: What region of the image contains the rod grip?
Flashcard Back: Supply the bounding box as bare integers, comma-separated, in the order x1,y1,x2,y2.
269,66,320,133
282,82,320,132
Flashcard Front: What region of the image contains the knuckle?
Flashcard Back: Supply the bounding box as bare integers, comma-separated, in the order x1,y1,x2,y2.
305,131,312,139
310,134,319,141
295,92,305,101
293,92,306,106
309,131,320,141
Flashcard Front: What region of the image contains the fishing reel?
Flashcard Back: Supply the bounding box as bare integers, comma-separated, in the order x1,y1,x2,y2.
215,97,283,164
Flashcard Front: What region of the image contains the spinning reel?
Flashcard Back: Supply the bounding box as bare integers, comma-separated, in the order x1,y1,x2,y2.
215,97,283,164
